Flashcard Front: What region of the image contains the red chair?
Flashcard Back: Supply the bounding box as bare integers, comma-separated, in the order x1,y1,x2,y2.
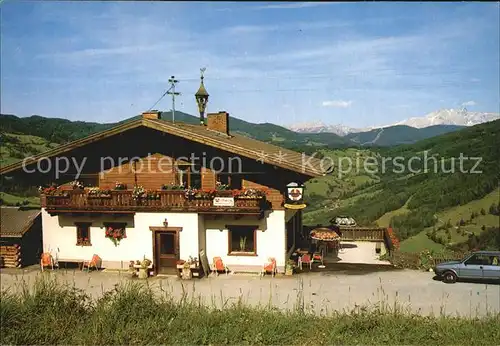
261,257,277,277
298,253,313,270
212,257,229,276
82,254,102,271
40,252,55,271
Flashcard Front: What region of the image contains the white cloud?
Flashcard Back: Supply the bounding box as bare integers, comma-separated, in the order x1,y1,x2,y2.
462,100,476,106
322,100,353,108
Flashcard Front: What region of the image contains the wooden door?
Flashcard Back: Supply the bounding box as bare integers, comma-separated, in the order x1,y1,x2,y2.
154,231,179,274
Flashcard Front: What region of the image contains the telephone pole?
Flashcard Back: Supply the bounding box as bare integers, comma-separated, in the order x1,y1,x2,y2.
167,76,181,123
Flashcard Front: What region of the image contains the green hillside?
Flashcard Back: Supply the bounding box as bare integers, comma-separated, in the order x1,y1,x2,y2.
345,125,465,146
0,112,351,151
398,189,500,252
0,133,59,167
303,119,500,251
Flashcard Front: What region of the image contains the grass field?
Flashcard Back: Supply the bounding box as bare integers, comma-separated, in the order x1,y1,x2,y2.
1,277,499,345
0,133,58,167
376,195,413,227
398,189,500,252
399,231,447,253
0,192,40,207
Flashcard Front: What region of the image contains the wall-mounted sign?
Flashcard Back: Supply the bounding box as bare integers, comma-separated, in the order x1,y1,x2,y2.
284,182,307,210
213,197,235,207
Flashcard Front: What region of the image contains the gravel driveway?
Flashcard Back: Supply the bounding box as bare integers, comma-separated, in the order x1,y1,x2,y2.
1,267,499,318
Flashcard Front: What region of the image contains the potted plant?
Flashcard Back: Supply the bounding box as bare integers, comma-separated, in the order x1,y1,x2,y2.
132,185,145,201
70,180,84,190
239,236,247,252
114,182,127,190
285,259,295,276
105,226,127,246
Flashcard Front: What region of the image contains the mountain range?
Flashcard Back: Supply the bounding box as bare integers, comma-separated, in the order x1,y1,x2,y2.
287,109,500,136
1,108,496,151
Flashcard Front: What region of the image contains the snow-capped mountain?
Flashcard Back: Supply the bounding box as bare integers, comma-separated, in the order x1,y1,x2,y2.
286,122,365,136
389,109,500,128
287,108,499,135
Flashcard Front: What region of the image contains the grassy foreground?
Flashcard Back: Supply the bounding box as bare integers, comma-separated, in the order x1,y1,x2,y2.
1,277,499,345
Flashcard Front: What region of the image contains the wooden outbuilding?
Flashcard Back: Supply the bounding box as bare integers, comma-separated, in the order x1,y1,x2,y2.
0,207,42,268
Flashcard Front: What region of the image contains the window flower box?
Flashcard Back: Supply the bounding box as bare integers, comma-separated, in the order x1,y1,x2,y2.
105,225,127,246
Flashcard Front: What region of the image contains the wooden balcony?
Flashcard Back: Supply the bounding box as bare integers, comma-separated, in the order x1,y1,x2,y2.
41,190,270,217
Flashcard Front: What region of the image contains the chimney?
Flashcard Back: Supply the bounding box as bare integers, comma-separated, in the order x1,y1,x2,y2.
142,110,161,120
207,111,230,135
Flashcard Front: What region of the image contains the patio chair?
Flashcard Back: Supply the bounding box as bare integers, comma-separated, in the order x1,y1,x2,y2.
212,257,229,276
261,257,277,277
82,254,102,272
298,253,313,270
40,252,55,271
313,251,324,267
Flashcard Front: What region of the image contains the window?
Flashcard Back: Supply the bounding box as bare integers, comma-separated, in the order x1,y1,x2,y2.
489,256,499,266
217,174,242,190
176,166,189,187
228,225,257,255
76,223,91,246
465,254,490,265
79,174,98,187
189,165,202,189
191,172,202,189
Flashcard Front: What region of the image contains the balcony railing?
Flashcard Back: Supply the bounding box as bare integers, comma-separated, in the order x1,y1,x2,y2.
41,190,269,215
339,227,386,241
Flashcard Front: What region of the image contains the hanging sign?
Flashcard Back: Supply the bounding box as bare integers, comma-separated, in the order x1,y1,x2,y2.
284,182,307,209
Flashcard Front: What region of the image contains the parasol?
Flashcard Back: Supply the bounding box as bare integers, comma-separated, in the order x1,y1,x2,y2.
310,227,341,242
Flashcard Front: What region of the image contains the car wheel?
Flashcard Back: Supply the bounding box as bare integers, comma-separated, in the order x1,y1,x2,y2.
443,271,457,284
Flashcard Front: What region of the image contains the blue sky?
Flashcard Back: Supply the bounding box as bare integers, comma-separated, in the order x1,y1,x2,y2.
1,1,499,127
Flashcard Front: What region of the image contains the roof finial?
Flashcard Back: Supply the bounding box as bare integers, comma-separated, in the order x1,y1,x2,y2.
195,67,209,126
200,67,206,81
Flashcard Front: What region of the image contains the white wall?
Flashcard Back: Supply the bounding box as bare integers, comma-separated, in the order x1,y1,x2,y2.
203,210,286,271
41,208,285,271
41,209,199,269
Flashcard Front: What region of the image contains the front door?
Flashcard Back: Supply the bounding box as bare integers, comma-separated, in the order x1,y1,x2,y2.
154,231,179,274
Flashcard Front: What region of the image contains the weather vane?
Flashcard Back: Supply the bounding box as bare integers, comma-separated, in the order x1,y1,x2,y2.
200,67,206,80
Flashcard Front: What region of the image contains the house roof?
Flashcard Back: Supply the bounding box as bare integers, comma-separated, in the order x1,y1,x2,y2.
0,117,328,177
0,207,41,238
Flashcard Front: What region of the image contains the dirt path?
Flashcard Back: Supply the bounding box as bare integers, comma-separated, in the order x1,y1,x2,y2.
1,267,499,317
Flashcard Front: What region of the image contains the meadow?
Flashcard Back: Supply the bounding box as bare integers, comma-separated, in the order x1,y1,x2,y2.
1,276,499,345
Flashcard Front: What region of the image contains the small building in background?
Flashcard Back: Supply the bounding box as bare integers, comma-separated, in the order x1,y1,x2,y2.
0,207,42,268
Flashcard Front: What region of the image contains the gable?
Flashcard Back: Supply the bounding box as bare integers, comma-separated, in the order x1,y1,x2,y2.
0,118,328,178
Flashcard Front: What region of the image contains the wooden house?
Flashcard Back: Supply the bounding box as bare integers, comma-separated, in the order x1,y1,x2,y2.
0,87,328,274
0,207,42,268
